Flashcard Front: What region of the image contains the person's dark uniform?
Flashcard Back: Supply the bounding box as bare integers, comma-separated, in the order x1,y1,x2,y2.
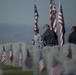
42,24,58,46
68,26,76,44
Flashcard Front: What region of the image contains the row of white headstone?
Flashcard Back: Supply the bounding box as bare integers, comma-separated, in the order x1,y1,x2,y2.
0,42,76,75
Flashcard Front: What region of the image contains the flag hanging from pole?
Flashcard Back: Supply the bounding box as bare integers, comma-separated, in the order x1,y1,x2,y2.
58,0,65,46
67,48,72,60
9,44,13,62
67,44,72,60
1,45,6,63
25,48,33,69
39,51,46,73
50,0,57,33
34,1,39,28
19,44,23,66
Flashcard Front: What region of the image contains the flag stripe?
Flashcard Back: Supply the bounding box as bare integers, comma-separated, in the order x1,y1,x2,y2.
39,59,45,72
50,0,57,33
1,52,6,63
50,64,63,75
50,0,53,30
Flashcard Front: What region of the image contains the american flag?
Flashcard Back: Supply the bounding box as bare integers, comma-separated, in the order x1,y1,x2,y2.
67,48,72,60
39,51,45,73
1,45,6,63
9,44,13,62
50,64,64,75
19,50,23,66
49,58,64,75
50,0,57,33
25,48,33,69
58,0,65,46
67,45,72,59
34,0,39,28
19,44,23,66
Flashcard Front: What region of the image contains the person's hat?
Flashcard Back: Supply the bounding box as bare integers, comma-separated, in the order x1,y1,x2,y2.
43,24,49,29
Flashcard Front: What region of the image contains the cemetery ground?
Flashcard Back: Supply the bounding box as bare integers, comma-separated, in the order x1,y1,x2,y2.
0,64,33,75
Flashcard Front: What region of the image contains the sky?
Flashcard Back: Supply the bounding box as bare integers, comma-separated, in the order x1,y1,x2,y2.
0,0,76,44
0,0,76,26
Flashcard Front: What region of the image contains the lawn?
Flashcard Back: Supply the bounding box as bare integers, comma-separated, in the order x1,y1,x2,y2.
0,64,33,75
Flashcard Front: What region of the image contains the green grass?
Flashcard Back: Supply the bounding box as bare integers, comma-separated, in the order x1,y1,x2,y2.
0,64,33,75
0,64,22,70
3,70,33,75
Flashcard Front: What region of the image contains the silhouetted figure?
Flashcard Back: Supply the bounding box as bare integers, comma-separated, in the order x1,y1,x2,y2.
32,27,42,48
42,24,58,47
68,26,76,44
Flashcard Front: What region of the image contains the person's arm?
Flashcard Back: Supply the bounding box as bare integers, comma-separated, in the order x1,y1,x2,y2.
68,34,71,43
55,32,58,40
42,33,46,41
54,32,58,45
32,39,35,45
38,34,43,48
41,33,46,46
39,34,42,44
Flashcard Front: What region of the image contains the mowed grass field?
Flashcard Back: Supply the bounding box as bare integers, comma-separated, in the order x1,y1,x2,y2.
0,64,33,75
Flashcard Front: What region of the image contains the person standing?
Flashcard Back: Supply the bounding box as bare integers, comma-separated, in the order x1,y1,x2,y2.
42,24,58,47
68,26,76,44
32,27,42,48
